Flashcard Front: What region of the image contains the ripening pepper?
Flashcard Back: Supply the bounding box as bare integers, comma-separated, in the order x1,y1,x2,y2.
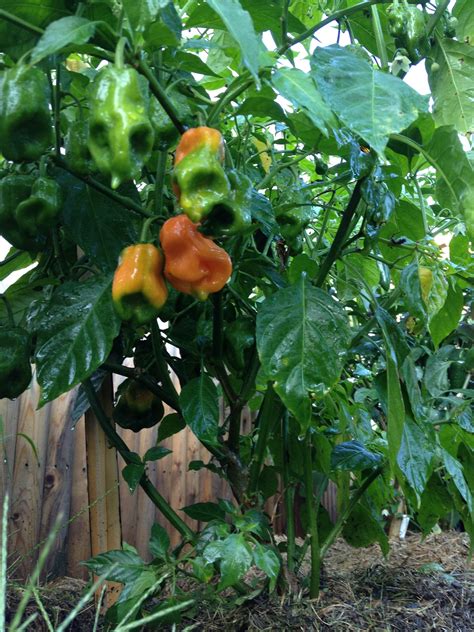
0,327,32,399
112,243,168,325
15,176,62,236
200,170,253,236
0,174,46,251
149,88,192,150
276,206,314,255
173,127,230,222
88,65,155,189
0,65,53,162
160,214,232,301
64,117,95,176
387,0,429,64
418,266,433,305
224,317,255,374
113,379,164,432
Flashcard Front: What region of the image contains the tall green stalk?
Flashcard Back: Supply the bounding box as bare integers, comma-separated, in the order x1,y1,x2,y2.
282,412,296,573
303,431,320,598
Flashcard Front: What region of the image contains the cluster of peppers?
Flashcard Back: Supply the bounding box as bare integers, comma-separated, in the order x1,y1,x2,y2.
387,0,429,64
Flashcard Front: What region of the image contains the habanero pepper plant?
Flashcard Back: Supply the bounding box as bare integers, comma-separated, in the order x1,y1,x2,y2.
0,0,473,622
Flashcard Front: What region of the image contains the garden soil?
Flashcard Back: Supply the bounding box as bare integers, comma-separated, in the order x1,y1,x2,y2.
6,532,474,631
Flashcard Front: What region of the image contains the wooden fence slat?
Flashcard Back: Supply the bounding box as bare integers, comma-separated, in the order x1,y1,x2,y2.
0,397,21,503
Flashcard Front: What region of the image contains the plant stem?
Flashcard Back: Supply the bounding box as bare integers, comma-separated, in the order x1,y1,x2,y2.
151,320,181,411
207,76,254,127
426,0,450,37
371,5,388,69
320,466,384,559
0,9,43,35
282,411,296,573
247,385,283,496
82,379,195,542
303,431,320,598
154,149,168,217
314,178,364,287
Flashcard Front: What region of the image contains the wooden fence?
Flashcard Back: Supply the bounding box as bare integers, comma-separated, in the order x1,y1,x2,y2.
1,373,337,585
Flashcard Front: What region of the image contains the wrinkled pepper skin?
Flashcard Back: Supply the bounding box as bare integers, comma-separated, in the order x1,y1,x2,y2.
200,169,253,236
387,0,429,64
88,65,155,189
0,174,46,251
0,65,53,162
65,117,95,176
173,127,230,222
149,88,192,150
15,176,62,235
113,379,164,432
276,206,314,255
224,317,255,374
160,214,232,300
112,244,168,325
0,327,32,399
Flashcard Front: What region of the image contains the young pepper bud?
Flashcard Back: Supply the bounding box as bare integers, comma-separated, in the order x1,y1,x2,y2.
159,214,232,301
112,243,168,325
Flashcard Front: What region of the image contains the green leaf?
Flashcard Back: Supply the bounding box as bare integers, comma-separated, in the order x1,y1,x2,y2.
453,0,474,44
0,249,34,283
157,413,186,443
428,279,462,348
204,533,253,589
257,277,351,431
428,39,474,134
30,17,98,64
417,474,452,534
424,347,454,397
272,68,336,137
145,2,182,47
288,254,318,285
144,446,172,462
83,549,145,584
442,448,473,513
204,0,262,82
122,463,145,493
249,190,279,236
60,173,140,272
182,502,225,522
397,416,434,501
174,51,221,77
34,275,121,405
237,97,287,121
312,45,427,155
378,201,426,264
122,0,170,31
342,503,389,555
252,543,280,592
331,440,383,471
180,374,219,445
149,523,170,560
400,262,426,321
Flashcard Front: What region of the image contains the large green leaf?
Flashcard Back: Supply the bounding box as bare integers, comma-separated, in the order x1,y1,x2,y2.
378,201,426,264
331,440,383,471
429,281,464,348
204,0,262,82
83,548,145,583
397,416,434,501
272,68,336,137
34,275,121,405
342,503,389,555
453,0,474,44
30,16,98,64
442,448,474,513
417,473,453,533
428,39,474,133
311,45,428,155
203,533,253,589
180,374,220,445
59,172,140,272
122,0,170,31
257,276,351,430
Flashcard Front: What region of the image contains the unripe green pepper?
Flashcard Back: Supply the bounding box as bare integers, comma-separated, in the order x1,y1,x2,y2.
88,65,155,189
0,326,32,399
0,65,53,162
276,206,314,255
224,317,255,374
200,170,253,236
64,117,95,176
113,379,164,432
387,0,429,64
15,176,62,235
0,174,46,251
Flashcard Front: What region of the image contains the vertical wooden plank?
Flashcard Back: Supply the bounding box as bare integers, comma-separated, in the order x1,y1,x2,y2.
39,391,76,580
0,397,21,503
85,375,122,607
8,378,51,579
66,415,91,580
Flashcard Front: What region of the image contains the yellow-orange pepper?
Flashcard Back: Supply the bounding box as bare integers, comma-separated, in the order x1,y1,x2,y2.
159,214,232,300
112,244,168,325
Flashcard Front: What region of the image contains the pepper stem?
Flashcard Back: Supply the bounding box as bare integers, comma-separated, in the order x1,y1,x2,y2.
139,216,158,242
115,36,127,69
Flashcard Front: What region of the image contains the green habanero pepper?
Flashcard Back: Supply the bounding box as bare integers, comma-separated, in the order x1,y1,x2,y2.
0,65,53,162
224,317,255,374
64,116,95,176
276,206,314,255
200,170,253,236
113,379,164,432
0,326,32,399
88,64,155,189
387,0,429,64
0,174,46,251
15,176,63,235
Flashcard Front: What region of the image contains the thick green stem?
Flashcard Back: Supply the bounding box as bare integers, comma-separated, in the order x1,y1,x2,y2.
371,5,388,69
303,432,320,598
207,76,254,127
315,179,364,287
320,466,383,559
282,412,296,573
82,379,195,542
154,149,168,217
426,0,450,37
248,385,283,496
0,9,43,35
